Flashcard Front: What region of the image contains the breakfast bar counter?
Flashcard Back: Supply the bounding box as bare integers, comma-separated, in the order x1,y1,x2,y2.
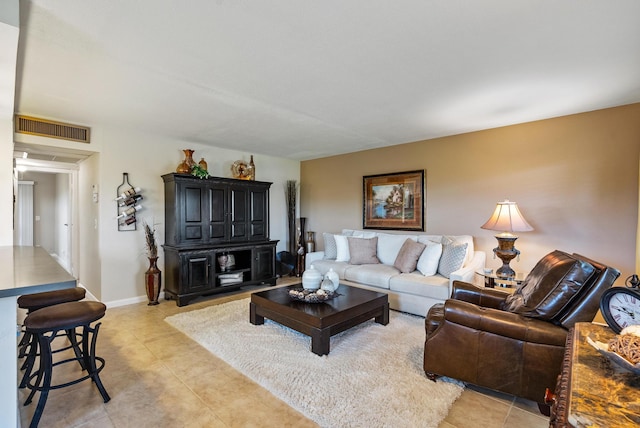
0,246,77,427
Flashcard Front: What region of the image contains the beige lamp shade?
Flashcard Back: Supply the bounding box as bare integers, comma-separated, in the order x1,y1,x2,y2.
481,200,533,235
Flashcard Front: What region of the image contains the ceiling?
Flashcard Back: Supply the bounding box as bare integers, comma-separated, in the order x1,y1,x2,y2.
13,0,640,161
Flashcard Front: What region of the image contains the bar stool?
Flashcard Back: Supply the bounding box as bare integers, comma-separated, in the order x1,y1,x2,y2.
17,287,86,388
23,301,111,428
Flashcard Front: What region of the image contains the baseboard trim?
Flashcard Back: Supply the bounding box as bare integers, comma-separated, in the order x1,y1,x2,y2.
77,281,147,307
103,295,148,308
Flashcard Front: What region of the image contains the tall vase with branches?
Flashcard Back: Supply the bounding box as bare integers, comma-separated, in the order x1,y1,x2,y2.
286,180,298,257
143,222,161,305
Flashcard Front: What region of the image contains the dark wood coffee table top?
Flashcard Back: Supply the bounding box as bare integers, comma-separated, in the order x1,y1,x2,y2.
250,284,389,355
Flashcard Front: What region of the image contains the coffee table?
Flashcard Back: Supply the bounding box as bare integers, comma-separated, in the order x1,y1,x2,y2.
250,284,389,356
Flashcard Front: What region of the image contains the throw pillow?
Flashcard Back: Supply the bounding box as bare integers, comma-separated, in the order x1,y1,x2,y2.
323,233,337,260
501,250,597,320
394,239,426,273
377,233,418,265
335,234,350,262
438,237,468,278
417,242,443,276
347,237,380,265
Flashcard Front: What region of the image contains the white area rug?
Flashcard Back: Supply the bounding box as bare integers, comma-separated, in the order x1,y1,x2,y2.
165,298,463,428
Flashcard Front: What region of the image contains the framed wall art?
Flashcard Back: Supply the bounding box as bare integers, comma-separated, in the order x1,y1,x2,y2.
363,170,425,231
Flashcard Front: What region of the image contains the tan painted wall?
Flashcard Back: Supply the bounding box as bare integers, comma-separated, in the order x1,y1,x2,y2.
301,103,640,283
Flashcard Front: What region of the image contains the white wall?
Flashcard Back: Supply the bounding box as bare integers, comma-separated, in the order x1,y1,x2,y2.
78,153,101,299
95,126,299,305
0,14,18,245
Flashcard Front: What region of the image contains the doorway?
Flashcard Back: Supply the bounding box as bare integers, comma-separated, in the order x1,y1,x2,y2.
13,156,81,276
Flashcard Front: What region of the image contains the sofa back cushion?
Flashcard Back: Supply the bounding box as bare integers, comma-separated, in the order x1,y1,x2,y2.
394,239,426,273
348,237,380,265
376,233,418,265
500,250,597,320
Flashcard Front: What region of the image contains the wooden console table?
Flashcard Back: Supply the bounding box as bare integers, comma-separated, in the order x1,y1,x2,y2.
549,322,640,427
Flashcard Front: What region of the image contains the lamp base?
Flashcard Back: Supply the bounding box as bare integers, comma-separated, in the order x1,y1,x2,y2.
493,235,520,278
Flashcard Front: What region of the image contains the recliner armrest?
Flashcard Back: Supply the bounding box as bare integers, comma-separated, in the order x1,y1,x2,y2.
451,280,507,309
442,299,567,346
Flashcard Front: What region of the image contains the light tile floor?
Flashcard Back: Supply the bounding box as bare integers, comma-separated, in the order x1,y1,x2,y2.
18,278,549,428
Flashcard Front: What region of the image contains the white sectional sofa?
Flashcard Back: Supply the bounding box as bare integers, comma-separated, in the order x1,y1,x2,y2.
305,229,486,316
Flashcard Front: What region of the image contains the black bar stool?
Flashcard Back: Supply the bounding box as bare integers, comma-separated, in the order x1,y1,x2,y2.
17,287,86,388
23,301,111,428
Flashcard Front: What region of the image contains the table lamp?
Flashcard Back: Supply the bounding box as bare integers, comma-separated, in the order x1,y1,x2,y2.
481,200,533,277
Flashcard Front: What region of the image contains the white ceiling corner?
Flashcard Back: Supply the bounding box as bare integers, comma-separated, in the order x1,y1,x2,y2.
13,0,640,161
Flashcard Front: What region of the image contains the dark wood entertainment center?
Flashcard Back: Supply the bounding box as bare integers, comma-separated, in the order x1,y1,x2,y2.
162,173,278,306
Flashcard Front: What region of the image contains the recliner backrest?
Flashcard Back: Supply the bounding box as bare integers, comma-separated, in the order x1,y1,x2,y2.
500,250,598,320
552,253,620,329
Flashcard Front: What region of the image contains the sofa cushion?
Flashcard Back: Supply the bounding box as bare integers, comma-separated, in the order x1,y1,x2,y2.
438,237,468,278
389,273,450,300
323,233,337,260
348,237,380,265
335,234,350,262
350,230,378,238
376,233,418,265
416,242,443,276
394,239,426,273
344,264,399,289
501,250,597,320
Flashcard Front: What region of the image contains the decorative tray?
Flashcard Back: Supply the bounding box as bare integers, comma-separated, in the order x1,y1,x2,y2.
289,288,337,303
587,336,640,375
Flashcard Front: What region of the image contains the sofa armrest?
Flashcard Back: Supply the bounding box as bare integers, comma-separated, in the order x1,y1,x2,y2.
442,299,567,346
448,250,486,289
305,251,325,269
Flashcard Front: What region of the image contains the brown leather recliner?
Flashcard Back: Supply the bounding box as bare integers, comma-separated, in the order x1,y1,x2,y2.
424,250,620,407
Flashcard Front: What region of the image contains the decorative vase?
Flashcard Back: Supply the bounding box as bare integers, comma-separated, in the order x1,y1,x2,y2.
217,253,236,272
145,257,162,305
176,149,195,173
325,268,340,290
299,217,306,252
305,231,316,253
198,157,208,171
247,155,255,180
320,276,336,292
302,264,322,290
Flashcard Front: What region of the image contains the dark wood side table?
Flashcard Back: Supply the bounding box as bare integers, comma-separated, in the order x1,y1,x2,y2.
549,322,640,427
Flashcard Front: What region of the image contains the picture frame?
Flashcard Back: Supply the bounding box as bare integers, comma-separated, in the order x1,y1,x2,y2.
363,170,425,231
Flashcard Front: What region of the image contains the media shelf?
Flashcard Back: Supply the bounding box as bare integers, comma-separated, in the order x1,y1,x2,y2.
162,173,278,306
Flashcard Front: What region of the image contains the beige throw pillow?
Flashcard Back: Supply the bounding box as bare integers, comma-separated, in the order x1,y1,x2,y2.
347,237,380,265
394,239,426,273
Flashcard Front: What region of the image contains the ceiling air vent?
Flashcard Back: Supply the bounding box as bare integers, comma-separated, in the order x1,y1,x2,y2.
14,115,91,144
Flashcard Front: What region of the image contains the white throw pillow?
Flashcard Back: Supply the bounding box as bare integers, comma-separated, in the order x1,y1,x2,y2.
417,242,443,276
443,235,474,265
376,234,417,265
323,233,337,260
438,237,468,278
335,234,350,262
